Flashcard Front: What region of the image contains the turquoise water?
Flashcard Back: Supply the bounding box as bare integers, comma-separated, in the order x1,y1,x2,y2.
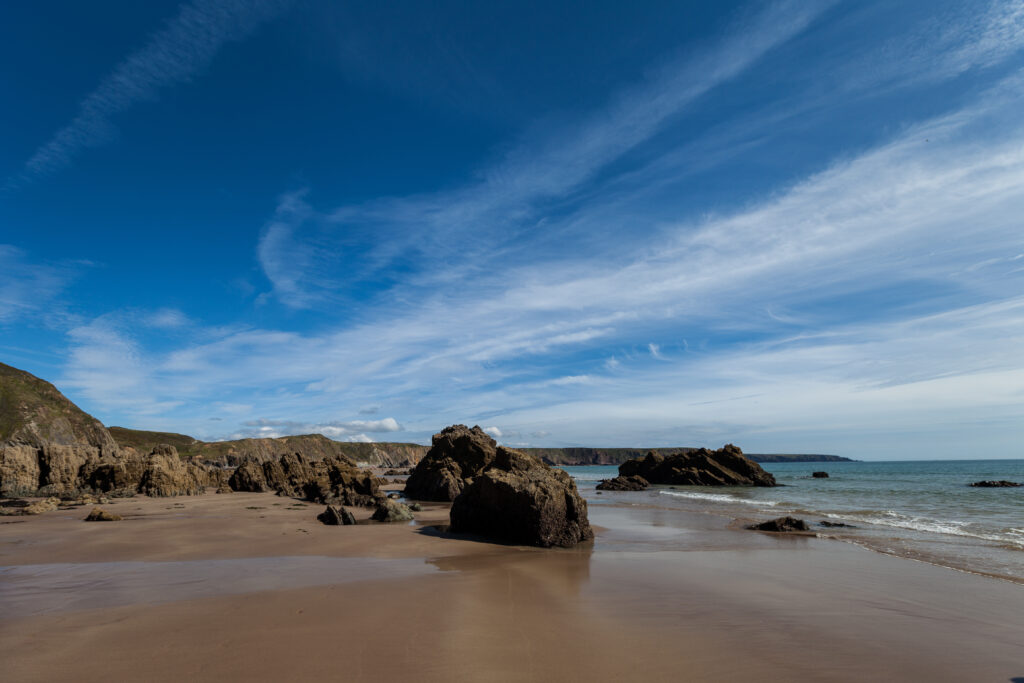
564,460,1024,582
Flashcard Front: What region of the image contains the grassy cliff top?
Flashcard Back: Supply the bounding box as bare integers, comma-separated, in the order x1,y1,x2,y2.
0,361,114,449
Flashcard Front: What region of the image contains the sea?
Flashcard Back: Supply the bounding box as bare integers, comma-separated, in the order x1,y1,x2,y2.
563,460,1024,583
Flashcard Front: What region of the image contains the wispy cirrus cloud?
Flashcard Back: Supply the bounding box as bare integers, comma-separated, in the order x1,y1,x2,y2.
258,0,832,307
5,0,291,189
0,246,75,324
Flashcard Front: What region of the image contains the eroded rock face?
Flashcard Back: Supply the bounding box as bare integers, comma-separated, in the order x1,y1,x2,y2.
404,425,498,501
371,498,414,522
137,446,206,497
749,516,808,532
618,445,776,487
0,444,41,497
595,475,649,491
228,453,382,506
449,446,593,548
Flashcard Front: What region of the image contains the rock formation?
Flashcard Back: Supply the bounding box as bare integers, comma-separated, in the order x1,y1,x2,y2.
595,474,649,491
618,445,776,487
749,517,809,532
229,453,382,505
404,425,498,501
84,507,122,521
969,480,1022,488
812,471,829,478
449,445,593,548
317,505,356,525
371,498,414,522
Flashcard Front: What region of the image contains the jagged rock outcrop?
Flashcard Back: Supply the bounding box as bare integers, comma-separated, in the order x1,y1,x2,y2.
618,445,776,487
969,480,1021,488
136,445,206,497
84,507,122,521
228,452,382,506
404,425,498,501
371,498,414,522
317,505,356,525
449,445,593,548
595,475,649,491
749,516,809,532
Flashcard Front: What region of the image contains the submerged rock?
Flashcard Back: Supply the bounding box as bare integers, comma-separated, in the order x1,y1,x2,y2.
818,520,856,528
450,446,593,548
317,505,356,526
749,516,809,532
371,498,414,522
812,471,829,478
404,425,498,501
595,474,649,491
84,506,122,522
618,445,776,487
969,480,1021,488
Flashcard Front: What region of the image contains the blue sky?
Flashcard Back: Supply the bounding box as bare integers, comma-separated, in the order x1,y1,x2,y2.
2,0,1023,458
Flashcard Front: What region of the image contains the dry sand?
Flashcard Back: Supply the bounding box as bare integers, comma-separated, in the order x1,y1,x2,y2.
2,491,1023,682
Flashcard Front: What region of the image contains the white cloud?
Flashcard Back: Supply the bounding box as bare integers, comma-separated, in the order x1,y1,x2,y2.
483,426,502,438
0,246,73,324
7,0,291,188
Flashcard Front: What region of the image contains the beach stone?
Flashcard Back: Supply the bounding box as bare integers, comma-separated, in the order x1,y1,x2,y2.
371,498,414,522
618,445,776,487
968,480,1021,488
84,506,122,522
317,505,356,526
596,474,649,491
449,446,593,548
749,516,809,532
404,425,499,501
21,497,60,515
812,471,829,478
407,502,422,511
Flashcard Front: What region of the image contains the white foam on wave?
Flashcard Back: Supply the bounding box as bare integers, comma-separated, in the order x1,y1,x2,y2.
824,511,1024,548
659,490,779,507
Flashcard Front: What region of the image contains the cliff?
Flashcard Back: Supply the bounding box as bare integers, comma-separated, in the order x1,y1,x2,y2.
523,447,851,465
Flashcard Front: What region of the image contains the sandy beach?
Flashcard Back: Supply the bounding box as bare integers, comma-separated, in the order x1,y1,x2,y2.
2,489,1022,683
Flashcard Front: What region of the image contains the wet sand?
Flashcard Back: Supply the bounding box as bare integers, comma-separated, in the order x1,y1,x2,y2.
2,492,1023,682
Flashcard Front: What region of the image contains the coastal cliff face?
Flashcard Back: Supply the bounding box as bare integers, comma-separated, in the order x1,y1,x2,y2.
110,428,427,468
1,362,117,496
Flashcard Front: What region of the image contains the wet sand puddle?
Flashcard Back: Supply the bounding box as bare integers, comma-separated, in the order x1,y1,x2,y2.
0,555,434,619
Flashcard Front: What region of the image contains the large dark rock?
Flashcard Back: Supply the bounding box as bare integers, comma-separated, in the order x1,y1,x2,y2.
449,446,593,548
595,475,649,491
969,480,1021,488
812,471,829,478
317,505,356,526
404,425,498,501
749,516,809,532
618,444,776,487
228,458,267,492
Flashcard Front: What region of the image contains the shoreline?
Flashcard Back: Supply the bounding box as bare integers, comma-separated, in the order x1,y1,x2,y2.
2,491,1023,681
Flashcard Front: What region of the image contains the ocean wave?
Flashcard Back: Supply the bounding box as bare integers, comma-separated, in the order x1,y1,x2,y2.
823,511,1024,548
659,490,779,507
